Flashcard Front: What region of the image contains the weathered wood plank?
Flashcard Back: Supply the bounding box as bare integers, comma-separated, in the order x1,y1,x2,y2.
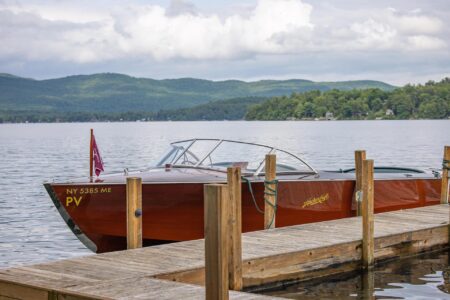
204,184,229,300
1,205,449,299
441,146,450,204
0,281,48,300
362,159,374,269
228,167,243,291
354,150,366,216
127,177,143,249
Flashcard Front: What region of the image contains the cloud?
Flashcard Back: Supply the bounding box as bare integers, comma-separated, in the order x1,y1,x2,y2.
0,0,315,62
407,35,446,50
324,8,447,52
0,0,448,84
167,0,198,17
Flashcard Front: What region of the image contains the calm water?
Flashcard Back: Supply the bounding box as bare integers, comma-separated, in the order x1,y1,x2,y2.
0,120,449,298
260,249,450,299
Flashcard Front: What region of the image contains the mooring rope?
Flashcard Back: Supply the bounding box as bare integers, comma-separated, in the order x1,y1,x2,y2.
264,179,278,228
242,176,264,214
241,176,279,227
355,190,363,203
443,159,450,171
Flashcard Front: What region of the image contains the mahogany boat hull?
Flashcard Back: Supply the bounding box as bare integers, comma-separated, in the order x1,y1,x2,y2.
44,175,441,253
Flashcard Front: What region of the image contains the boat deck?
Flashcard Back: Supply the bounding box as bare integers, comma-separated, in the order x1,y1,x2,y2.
1,204,449,299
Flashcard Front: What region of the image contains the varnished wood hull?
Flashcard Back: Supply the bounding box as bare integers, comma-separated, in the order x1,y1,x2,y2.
45,176,441,253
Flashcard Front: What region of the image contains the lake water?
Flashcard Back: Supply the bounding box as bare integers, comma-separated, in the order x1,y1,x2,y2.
259,249,450,299
0,120,449,298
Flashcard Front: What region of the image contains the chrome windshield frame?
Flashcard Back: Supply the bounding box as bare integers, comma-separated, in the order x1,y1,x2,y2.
194,139,223,167
165,138,318,175
171,139,197,165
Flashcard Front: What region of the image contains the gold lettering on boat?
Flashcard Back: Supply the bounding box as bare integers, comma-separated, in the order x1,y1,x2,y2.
100,187,111,193
66,188,77,195
66,196,83,207
302,193,329,208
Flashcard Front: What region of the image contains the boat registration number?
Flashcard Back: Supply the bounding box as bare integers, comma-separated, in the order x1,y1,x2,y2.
64,187,112,207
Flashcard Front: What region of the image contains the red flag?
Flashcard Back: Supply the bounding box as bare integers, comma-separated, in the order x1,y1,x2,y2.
92,135,104,176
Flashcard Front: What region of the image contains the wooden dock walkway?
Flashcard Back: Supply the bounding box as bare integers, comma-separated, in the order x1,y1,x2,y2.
1,204,449,299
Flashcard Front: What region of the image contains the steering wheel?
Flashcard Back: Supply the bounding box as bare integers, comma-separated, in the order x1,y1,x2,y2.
180,150,199,165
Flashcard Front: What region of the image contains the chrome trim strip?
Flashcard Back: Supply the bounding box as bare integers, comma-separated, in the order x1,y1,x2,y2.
44,183,97,252
47,176,439,186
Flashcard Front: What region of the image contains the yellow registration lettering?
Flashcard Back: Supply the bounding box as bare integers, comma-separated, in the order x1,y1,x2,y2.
74,196,83,206
66,196,83,207
66,197,73,206
66,188,77,195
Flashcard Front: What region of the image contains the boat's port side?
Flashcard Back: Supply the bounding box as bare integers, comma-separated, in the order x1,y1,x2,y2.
44,173,441,254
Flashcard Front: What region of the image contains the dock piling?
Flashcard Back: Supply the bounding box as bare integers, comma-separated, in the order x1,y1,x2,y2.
127,177,142,249
264,154,277,229
227,167,243,291
204,184,230,300
362,159,374,269
441,146,450,204
354,150,366,216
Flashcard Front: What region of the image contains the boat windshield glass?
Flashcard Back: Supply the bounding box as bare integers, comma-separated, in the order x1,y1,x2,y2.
156,139,316,175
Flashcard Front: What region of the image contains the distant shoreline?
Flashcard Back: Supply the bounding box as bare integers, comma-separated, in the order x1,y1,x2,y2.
1,118,449,125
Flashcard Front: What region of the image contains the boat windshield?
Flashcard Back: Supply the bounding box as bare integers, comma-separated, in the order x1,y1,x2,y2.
155,139,316,175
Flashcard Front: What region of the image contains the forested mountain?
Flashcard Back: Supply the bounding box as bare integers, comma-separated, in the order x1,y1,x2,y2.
0,73,394,114
245,78,450,120
153,97,267,120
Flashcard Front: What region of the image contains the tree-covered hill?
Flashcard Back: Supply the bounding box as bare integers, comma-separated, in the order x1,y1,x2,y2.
245,79,450,120
0,97,267,123
0,73,395,113
153,97,267,121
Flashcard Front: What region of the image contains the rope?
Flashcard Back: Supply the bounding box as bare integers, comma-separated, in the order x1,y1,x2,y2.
242,176,264,214
241,176,279,228
264,179,278,228
355,190,363,203
443,159,450,171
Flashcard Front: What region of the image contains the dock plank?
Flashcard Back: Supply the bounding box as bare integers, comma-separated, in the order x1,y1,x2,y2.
1,204,449,299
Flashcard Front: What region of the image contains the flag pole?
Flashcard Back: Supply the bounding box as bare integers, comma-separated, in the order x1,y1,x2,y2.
90,129,94,178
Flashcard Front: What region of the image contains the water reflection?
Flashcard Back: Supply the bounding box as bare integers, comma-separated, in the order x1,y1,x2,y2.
260,250,450,299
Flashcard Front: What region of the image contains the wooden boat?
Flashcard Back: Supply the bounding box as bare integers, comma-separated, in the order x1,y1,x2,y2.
44,139,442,253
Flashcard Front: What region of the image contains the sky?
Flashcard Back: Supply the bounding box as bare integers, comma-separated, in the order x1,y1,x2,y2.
0,0,449,85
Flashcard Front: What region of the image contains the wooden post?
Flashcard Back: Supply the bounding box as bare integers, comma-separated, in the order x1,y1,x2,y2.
264,154,277,229
127,177,142,249
227,167,242,291
204,184,229,300
362,159,374,269
89,129,94,178
354,150,366,216
441,146,450,204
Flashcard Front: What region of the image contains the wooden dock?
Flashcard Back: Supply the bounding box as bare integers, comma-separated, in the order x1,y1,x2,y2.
1,204,449,299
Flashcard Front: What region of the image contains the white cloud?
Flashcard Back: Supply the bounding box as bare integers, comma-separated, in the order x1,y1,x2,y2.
0,0,448,83
0,0,314,62
349,19,397,50
343,8,446,51
389,11,443,35
407,35,446,50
